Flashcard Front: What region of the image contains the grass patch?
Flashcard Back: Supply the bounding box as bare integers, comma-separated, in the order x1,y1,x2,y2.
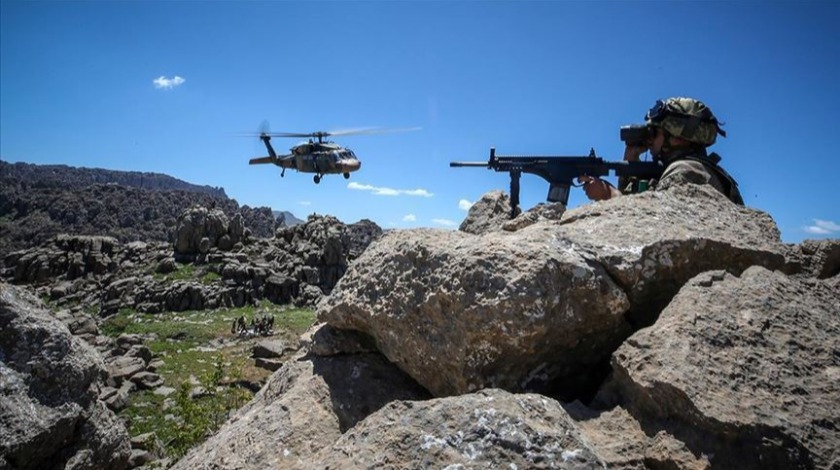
168,263,196,281
103,303,317,459
200,271,221,284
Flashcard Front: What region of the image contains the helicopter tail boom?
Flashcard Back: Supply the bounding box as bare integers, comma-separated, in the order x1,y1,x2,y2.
249,156,277,165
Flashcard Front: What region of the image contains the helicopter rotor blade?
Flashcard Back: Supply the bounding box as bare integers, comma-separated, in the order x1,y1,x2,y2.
239,127,421,139
326,127,422,137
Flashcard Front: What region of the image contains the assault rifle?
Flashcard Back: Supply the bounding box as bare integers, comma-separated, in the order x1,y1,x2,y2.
450,148,664,218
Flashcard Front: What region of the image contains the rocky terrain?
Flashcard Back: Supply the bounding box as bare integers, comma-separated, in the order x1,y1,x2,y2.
2,169,838,469
0,161,278,256
177,185,839,469
0,163,385,469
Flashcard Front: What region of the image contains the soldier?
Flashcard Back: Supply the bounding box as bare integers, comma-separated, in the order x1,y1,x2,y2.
580,97,743,205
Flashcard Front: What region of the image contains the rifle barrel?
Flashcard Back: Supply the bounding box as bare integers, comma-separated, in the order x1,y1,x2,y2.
449,162,490,167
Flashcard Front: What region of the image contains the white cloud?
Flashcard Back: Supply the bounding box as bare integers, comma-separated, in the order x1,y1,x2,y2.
432,218,457,227
803,219,840,235
153,75,186,89
298,201,312,206
403,214,416,222
347,182,433,197
459,199,474,211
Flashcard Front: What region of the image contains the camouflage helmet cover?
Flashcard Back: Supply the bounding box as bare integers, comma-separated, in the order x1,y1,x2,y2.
646,97,725,146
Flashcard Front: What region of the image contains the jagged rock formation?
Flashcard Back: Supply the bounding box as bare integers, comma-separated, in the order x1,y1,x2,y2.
173,206,247,257
0,162,279,256
458,190,567,234
2,212,383,313
458,189,512,234
175,183,838,469
0,282,131,470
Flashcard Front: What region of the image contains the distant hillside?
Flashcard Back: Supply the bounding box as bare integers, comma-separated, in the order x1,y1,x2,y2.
0,161,227,197
273,210,304,227
0,161,278,256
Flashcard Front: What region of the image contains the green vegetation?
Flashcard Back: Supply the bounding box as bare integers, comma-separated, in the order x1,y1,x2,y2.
101,303,317,459
168,263,196,281
200,271,221,284
150,262,222,286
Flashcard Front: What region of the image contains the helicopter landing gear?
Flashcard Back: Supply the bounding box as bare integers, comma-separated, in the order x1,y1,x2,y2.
343,172,350,179
313,175,321,184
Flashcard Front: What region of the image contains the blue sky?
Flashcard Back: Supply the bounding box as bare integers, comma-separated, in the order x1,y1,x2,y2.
2,1,838,243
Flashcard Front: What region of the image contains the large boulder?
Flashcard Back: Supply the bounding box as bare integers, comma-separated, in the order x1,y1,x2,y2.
0,282,131,470
171,350,429,470
556,184,791,326
306,388,604,469
318,184,791,398
602,266,840,469
320,225,630,397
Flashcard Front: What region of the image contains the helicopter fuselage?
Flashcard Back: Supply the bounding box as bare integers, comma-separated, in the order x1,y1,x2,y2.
250,131,366,183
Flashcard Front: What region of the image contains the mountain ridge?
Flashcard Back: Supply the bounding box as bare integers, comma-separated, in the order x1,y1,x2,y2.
0,160,301,256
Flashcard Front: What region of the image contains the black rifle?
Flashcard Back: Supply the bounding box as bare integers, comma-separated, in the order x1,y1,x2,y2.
450,148,664,218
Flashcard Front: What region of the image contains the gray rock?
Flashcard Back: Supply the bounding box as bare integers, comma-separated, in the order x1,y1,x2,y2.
156,257,177,274
459,189,513,235
788,238,840,279
319,185,791,397
565,402,708,469
307,388,603,469
252,339,295,359
301,323,378,357
153,386,177,397
147,358,165,372
130,432,161,453
128,449,156,468
0,282,130,470
129,371,164,390
171,352,429,470
254,357,284,372
107,356,146,383
116,333,145,349
189,386,210,400
556,184,790,326
502,201,567,232
64,313,98,336
604,266,840,469
103,381,135,412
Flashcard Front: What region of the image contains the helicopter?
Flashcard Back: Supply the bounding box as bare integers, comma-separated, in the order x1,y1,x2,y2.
248,128,417,184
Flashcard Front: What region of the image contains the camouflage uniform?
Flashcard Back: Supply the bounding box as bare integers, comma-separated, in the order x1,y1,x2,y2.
655,150,743,204
622,97,744,205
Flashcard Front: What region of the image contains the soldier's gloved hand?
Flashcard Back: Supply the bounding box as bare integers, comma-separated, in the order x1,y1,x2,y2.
578,176,621,201
623,144,648,162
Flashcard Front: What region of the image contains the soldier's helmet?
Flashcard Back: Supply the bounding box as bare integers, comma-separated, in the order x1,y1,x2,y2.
645,97,726,146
